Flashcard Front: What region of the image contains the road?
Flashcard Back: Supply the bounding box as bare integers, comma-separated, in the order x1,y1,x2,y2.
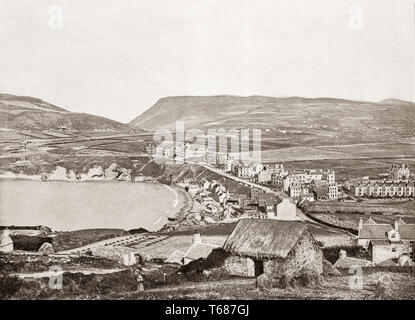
196,162,314,222
198,162,287,196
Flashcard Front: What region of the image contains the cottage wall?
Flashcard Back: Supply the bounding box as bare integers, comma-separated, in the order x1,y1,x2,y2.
284,231,323,274
222,255,255,277
371,242,411,264
263,259,283,275
262,232,323,276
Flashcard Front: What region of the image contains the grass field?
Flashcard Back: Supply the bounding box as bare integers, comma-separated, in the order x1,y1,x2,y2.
112,271,415,300
53,229,128,252
302,199,415,215
310,213,415,231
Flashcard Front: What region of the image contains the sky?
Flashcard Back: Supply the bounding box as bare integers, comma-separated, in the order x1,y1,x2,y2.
0,0,414,123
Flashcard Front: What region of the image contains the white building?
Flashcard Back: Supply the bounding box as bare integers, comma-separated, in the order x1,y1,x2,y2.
0,229,13,253
267,198,298,221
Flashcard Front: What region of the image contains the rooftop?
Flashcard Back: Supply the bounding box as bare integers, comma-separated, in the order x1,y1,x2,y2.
223,218,310,259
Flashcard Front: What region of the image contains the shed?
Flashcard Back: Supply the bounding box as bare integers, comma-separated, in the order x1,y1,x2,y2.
220,219,323,277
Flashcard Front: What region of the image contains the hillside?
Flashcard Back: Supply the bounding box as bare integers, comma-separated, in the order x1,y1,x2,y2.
0,94,128,131
128,95,415,146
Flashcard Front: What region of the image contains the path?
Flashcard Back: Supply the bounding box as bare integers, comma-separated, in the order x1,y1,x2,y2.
195,163,338,224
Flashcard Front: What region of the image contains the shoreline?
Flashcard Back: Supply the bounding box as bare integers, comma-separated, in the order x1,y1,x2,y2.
0,176,192,233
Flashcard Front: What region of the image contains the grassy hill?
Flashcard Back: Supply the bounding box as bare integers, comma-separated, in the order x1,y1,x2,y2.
0,93,128,131
128,95,415,147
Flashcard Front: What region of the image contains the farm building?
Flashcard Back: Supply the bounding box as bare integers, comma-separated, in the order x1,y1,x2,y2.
0,228,14,253
220,219,323,277
357,217,415,264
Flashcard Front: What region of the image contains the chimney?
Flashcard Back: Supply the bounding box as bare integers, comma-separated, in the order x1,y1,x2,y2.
394,219,399,231
358,218,363,235
192,233,201,245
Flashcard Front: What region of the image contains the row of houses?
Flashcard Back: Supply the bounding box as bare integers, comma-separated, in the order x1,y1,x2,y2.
346,179,415,198
343,164,414,199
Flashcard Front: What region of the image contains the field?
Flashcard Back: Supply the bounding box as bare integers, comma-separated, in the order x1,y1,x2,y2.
310,214,415,231
53,229,128,252
111,271,415,300
2,252,414,300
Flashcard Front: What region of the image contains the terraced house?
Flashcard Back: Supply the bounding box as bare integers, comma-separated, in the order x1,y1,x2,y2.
351,180,415,198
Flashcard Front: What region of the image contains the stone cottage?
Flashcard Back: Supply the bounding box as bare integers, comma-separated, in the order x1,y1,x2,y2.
220,219,323,277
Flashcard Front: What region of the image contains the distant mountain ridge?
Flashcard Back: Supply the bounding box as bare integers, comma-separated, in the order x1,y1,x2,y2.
0,93,128,131
128,95,415,133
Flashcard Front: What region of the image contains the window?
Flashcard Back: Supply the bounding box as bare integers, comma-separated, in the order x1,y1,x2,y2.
390,234,395,239
392,248,396,253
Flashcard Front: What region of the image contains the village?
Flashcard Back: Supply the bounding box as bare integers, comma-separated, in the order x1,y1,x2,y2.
1,138,414,299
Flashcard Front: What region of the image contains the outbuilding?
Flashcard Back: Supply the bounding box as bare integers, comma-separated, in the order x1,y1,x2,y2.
220,219,323,277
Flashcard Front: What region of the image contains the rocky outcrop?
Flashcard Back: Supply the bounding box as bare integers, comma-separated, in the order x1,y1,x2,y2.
79,166,105,181
36,164,135,182
47,166,70,181
104,163,132,181
104,163,119,180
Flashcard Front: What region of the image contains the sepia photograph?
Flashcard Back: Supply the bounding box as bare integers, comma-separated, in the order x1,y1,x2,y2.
0,0,414,307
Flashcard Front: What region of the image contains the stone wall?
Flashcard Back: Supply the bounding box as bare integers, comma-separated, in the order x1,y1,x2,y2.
262,233,323,276
263,259,283,275
285,231,323,274
222,255,255,277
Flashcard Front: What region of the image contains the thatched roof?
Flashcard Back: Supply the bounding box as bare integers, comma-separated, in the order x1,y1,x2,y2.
222,218,309,259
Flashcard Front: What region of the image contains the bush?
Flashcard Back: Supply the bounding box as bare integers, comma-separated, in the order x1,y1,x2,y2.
0,276,24,299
